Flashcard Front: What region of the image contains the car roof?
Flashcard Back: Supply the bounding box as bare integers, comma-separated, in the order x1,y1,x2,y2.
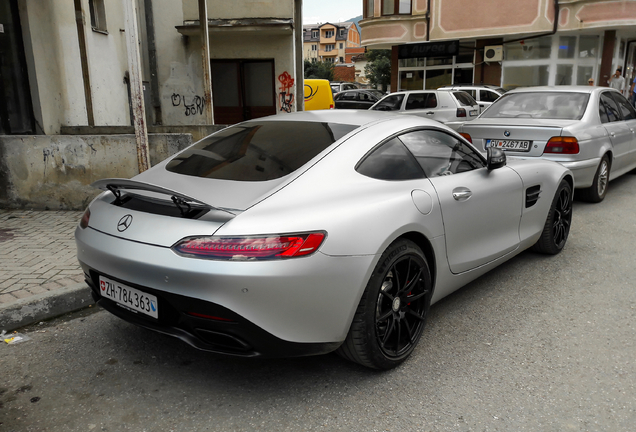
505,85,609,94
248,109,404,127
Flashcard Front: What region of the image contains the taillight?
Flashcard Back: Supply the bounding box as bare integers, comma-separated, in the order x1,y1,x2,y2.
330,104,334,109
172,232,326,261
459,132,472,143
544,136,579,154
456,108,466,118
79,208,90,229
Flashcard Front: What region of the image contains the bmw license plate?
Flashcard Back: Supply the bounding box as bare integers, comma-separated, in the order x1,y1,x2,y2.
486,139,531,151
99,276,158,319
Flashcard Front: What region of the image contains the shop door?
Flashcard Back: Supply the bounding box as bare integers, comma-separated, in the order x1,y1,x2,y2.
211,60,276,125
0,0,35,134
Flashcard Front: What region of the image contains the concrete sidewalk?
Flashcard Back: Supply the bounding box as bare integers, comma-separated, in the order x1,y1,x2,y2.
0,209,94,332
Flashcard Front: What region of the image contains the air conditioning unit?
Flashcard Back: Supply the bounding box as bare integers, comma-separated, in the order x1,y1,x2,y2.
484,45,503,62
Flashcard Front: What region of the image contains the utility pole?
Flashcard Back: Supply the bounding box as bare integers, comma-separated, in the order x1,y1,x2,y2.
199,0,214,124
122,0,151,172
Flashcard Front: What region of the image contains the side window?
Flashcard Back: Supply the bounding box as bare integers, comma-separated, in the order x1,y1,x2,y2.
89,0,108,33
600,92,621,122
480,90,500,103
360,92,371,101
425,93,438,108
405,93,427,110
341,91,357,101
610,92,636,120
372,94,405,111
398,129,486,177
465,89,477,99
356,138,425,180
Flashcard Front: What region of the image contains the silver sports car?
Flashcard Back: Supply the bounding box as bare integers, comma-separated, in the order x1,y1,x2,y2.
459,86,636,203
76,110,573,369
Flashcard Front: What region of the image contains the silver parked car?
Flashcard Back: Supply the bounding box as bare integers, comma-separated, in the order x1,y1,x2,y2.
459,86,636,202
369,90,479,130
76,110,573,370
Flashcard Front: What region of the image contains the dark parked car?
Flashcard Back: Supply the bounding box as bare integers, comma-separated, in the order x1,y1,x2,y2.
334,89,384,109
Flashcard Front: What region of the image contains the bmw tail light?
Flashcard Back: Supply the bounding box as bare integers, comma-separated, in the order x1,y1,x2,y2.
544,136,580,154
459,133,472,143
456,108,466,118
173,232,326,260
79,208,90,229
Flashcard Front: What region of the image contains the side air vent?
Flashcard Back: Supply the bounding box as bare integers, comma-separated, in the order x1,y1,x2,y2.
526,185,541,208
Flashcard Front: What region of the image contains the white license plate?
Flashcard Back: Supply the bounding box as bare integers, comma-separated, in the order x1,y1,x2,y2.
486,139,531,151
99,276,158,319
469,110,478,116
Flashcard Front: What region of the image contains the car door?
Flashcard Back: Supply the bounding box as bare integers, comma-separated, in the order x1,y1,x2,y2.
398,129,523,273
403,92,439,120
335,91,358,109
599,91,633,174
479,89,501,112
609,92,636,171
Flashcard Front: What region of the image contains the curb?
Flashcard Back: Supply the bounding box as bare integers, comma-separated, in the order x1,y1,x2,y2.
0,283,95,332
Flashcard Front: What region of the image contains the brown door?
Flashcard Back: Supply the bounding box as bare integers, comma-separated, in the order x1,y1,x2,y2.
211,60,276,125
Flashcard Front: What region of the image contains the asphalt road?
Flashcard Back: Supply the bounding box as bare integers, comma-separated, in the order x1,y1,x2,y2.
2,174,636,432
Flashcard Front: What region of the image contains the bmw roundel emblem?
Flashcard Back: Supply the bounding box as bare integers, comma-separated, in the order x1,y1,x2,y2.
117,214,133,232
504,130,511,137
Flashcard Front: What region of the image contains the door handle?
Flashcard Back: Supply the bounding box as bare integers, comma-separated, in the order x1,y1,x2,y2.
452,188,472,201
426,112,434,115
610,132,616,137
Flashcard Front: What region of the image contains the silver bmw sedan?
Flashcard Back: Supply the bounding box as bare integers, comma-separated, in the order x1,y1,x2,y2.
459,86,636,202
76,110,573,369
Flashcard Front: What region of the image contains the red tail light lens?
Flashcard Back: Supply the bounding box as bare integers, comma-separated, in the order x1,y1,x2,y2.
79,208,90,229
173,232,326,261
456,108,466,118
459,133,472,143
544,136,580,154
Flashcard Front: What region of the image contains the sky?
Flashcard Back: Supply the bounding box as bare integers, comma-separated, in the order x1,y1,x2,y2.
302,0,362,25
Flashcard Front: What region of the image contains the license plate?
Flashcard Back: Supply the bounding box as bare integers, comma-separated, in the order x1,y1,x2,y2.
486,139,531,151
99,276,158,319
470,110,478,116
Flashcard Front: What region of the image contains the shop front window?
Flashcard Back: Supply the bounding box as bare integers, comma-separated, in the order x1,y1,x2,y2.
556,64,573,85
400,71,424,90
503,65,549,89
577,66,594,85
425,69,452,89
506,37,552,61
558,36,576,59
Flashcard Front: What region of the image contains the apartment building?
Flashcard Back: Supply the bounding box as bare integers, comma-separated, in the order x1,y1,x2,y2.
303,22,361,64
360,0,636,92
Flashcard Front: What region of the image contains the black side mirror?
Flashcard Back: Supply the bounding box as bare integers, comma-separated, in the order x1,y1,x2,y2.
487,147,506,170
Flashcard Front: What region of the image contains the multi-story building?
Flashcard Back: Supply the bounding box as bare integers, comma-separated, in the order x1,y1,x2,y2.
360,0,636,92
303,22,361,64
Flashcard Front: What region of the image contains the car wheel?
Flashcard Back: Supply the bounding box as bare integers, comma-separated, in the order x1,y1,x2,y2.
532,180,573,255
336,239,432,369
580,155,610,203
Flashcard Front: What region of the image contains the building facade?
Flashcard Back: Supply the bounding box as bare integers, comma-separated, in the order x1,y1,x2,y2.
303,22,361,64
360,0,636,93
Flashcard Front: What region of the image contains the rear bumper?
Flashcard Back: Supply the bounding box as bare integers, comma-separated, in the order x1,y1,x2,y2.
84,274,340,358
555,157,600,189
76,226,376,351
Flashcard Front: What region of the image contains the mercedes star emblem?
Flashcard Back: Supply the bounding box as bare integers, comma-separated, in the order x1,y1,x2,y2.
504,130,511,137
117,214,133,232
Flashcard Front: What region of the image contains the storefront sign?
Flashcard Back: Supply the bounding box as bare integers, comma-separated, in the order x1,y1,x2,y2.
398,41,459,59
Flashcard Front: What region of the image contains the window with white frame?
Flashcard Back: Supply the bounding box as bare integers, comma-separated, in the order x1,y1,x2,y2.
502,35,601,89
312,30,318,38
397,44,475,90
325,44,335,52
312,44,317,51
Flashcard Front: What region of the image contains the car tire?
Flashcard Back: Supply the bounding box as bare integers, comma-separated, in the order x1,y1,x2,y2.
532,179,573,255
580,155,610,203
336,239,432,369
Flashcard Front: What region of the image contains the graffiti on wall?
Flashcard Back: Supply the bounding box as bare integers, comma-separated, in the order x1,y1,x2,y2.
171,93,205,117
278,72,294,113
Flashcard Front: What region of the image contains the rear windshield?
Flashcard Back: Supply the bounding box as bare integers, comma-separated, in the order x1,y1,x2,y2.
166,121,358,181
482,92,589,120
453,91,477,106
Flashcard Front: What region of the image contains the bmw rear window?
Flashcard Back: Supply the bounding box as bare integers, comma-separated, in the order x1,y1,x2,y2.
482,92,589,120
165,121,358,181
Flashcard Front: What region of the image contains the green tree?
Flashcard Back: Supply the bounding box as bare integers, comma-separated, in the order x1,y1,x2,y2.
364,50,392,92
304,60,335,81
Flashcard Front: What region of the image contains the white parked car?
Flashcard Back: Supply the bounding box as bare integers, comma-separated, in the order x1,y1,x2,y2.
438,84,506,112
369,90,479,130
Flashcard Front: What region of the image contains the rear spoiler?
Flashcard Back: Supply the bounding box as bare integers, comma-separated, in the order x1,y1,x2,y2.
92,178,236,216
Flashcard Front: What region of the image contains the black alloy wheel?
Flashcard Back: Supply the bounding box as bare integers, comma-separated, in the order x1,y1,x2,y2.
532,179,573,255
336,239,432,369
